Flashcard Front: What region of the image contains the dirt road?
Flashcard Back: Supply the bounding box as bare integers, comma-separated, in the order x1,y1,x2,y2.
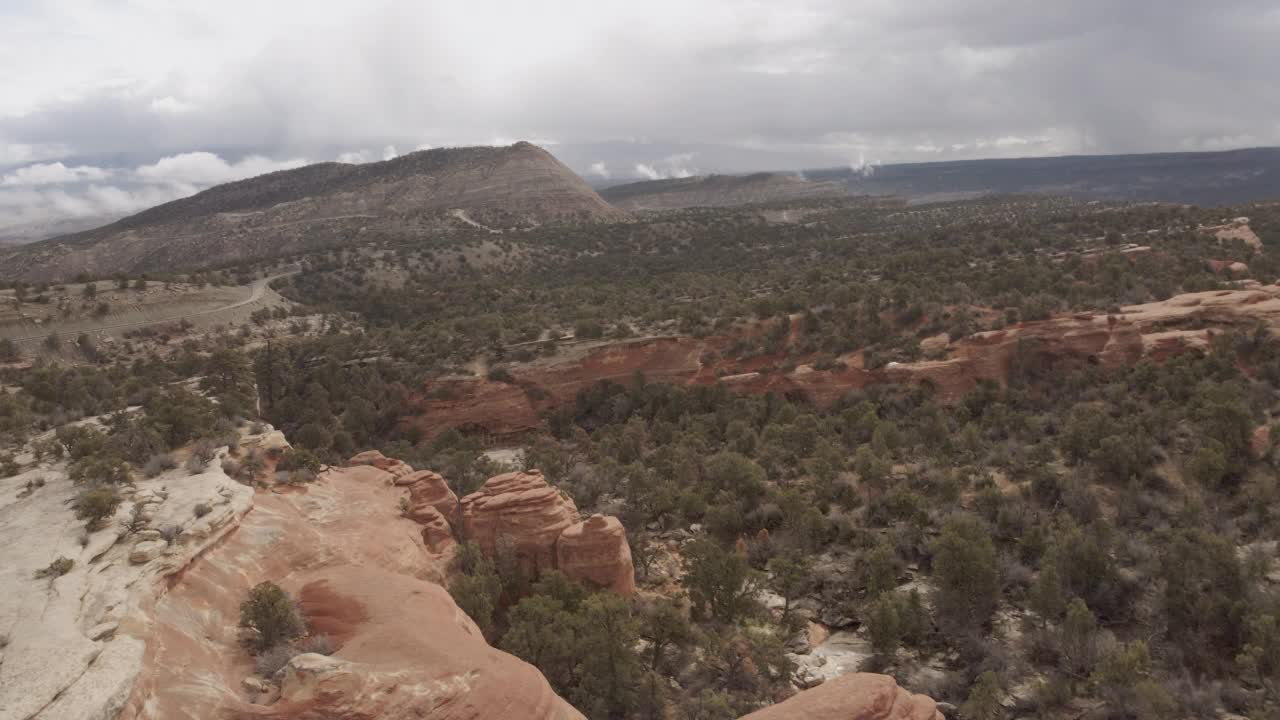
6,270,296,344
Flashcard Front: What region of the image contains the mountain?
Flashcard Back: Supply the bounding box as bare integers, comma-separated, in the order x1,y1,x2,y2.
807,147,1280,205
599,172,848,210
0,214,124,247
0,142,626,281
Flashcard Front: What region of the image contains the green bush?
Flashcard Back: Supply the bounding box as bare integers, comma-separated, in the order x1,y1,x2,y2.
239,581,305,653
73,485,122,529
34,556,74,579
69,455,131,485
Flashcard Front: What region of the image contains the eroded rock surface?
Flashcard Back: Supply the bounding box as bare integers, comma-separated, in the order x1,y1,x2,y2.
556,514,636,596
461,470,579,571
346,450,414,479
400,469,459,520
0,436,253,720
411,283,1280,439
739,673,944,720
119,463,582,720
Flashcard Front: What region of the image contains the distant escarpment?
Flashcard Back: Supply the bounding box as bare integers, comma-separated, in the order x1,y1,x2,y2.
0,142,627,281
600,172,848,210
409,283,1280,441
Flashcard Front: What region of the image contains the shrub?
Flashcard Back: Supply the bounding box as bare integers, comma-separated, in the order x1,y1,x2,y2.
487,366,516,383
56,425,107,460
74,485,122,529
931,514,1000,633
186,439,219,472
239,581,305,652
298,634,336,655
159,525,182,545
254,642,300,678
276,448,321,474
143,453,177,478
0,453,19,478
193,502,212,518
69,455,131,485
34,556,74,579
31,437,64,462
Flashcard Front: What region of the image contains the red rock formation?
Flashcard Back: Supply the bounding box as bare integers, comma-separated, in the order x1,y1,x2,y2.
1205,220,1263,251
1207,259,1251,276
461,470,579,571
399,469,459,519
418,506,458,555
405,284,1280,436
739,673,943,720
556,514,636,596
121,464,584,720
346,450,414,479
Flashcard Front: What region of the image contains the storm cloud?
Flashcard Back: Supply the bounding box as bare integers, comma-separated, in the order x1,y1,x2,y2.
2,0,1279,230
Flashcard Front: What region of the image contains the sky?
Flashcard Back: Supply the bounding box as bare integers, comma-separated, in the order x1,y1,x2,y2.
2,0,1279,232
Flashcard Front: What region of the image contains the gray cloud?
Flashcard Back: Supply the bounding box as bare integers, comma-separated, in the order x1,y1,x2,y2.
1,0,1278,225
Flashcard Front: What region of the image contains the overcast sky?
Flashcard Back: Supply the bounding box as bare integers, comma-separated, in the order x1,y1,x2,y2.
3,0,1279,231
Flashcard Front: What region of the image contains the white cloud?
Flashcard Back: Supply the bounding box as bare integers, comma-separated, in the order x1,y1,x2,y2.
336,149,375,164
0,143,73,165
135,152,307,186
588,161,610,179
148,96,197,114
2,162,111,186
0,150,310,233
633,153,698,180
382,145,399,160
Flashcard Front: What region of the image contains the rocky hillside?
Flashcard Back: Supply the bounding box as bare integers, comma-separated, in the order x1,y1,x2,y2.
600,172,848,210
0,142,627,281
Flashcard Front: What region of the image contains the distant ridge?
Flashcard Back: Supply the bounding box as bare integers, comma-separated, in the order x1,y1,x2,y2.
600,172,848,210
806,146,1280,205
0,142,627,281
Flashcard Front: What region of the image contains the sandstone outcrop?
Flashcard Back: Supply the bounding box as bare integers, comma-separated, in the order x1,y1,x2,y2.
1207,259,1251,276
0,428,255,720
1205,219,1263,251
739,673,944,720
119,463,584,720
400,469,459,518
347,449,414,479
418,505,459,555
409,284,1280,438
461,469,580,571
557,514,637,596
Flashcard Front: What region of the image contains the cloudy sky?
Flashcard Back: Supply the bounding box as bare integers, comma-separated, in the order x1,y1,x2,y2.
2,0,1279,232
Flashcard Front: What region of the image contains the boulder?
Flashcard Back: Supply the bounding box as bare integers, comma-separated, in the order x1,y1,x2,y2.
556,514,636,596
346,450,414,479
402,469,459,519
739,672,944,720
461,470,578,571
129,540,165,565
919,333,950,357
1252,425,1273,460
